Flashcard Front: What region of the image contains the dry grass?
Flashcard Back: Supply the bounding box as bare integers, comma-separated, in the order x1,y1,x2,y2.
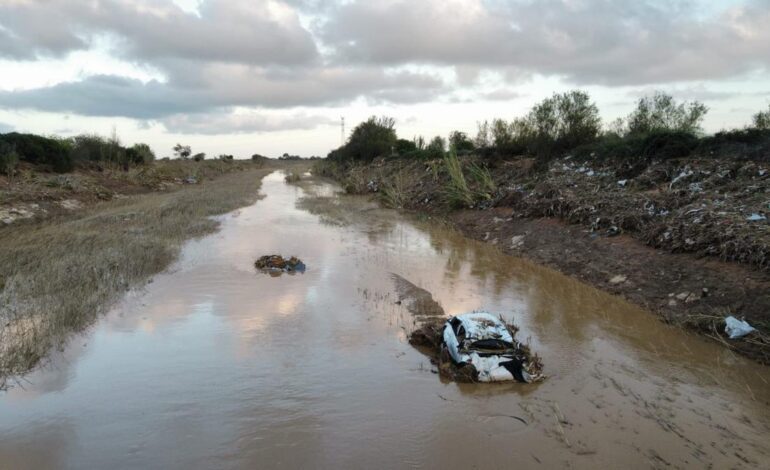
284,170,302,183
0,167,272,388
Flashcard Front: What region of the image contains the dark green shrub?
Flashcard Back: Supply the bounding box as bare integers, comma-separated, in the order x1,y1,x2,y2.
426,136,446,159
0,132,73,172
192,152,206,162
448,131,475,153
129,143,155,164
752,105,770,130
0,142,20,176
395,138,417,155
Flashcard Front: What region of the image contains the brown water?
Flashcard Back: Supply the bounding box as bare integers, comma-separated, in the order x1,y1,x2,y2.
2,171,769,469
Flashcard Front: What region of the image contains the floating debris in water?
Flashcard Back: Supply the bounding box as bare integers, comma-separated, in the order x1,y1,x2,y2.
255,255,306,275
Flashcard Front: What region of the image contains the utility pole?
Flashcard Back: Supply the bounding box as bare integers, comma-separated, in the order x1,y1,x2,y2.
341,117,345,146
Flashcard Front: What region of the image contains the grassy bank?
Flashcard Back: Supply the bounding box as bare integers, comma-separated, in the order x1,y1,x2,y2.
0,166,272,388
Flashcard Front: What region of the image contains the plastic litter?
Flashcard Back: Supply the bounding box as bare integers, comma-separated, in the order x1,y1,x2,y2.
724,316,756,339
746,213,766,221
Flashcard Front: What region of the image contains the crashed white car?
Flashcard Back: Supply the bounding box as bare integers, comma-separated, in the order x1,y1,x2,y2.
442,312,538,383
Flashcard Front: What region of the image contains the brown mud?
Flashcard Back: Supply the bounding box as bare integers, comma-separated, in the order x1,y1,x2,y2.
318,156,770,364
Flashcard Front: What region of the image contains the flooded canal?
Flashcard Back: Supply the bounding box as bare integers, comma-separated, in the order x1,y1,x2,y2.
2,171,769,469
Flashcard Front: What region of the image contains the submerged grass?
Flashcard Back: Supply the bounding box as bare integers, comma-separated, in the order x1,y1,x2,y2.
0,167,272,388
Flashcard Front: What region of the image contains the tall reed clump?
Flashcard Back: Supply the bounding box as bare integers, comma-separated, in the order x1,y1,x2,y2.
380,168,408,209
443,151,474,208
442,151,496,208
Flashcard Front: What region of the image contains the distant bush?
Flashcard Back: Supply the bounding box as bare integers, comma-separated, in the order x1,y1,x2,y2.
127,143,155,165
0,142,20,176
627,92,708,136
426,136,446,158
0,132,73,172
251,153,267,161
448,131,475,153
173,143,192,160
192,152,206,162
218,154,234,161
395,138,417,155
753,105,770,130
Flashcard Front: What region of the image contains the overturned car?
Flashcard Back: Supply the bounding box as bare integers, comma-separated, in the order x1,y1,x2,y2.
441,312,543,383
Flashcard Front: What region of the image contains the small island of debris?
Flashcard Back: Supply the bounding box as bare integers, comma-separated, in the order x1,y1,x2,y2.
254,255,306,275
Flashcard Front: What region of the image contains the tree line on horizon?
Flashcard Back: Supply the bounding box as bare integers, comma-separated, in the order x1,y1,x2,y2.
328,91,770,164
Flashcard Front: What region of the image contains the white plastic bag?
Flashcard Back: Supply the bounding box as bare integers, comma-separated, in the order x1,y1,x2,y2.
724,316,756,339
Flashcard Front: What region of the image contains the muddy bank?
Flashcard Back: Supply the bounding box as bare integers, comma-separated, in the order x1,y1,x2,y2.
316,156,770,364
0,159,276,226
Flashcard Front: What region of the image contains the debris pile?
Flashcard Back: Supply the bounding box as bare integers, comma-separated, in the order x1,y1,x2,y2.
410,313,543,384
254,255,306,274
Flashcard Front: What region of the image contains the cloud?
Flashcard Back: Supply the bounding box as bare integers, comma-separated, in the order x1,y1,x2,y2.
321,0,770,85
0,121,13,133
0,66,447,118
161,112,336,134
480,89,523,101
1,0,770,137
0,0,318,65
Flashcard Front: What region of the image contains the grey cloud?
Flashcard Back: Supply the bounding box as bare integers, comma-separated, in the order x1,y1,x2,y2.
0,1,317,65
161,113,336,135
0,66,447,118
321,0,770,86
480,89,523,101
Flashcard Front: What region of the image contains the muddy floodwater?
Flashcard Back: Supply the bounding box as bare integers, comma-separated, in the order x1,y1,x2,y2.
2,171,770,469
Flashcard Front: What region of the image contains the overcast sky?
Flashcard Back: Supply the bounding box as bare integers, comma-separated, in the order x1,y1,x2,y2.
0,0,769,158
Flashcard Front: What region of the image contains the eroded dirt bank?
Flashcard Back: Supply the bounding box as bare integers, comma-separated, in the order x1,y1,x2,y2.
317,156,770,364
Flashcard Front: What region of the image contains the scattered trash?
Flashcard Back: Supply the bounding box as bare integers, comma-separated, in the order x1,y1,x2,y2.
746,213,766,221
724,316,756,339
441,312,543,383
58,199,83,210
609,275,627,284
617,179,628,187
511,235,525,249
254,255,306,274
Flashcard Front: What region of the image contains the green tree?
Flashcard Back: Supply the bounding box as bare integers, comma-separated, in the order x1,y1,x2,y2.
426,135,446,158
344,116,397,161
752,105,770,130
173,143,192,160
192,152,206,161
448,130,475,153
527,90,601,152
627,92,708,135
